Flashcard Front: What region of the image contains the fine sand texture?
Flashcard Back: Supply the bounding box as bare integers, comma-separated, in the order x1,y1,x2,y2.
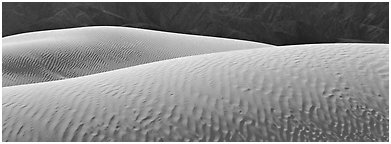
2,44,388,142
2,26,272,87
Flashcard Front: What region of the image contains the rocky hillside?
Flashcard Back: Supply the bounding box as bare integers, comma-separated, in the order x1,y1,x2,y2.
3,2,388,45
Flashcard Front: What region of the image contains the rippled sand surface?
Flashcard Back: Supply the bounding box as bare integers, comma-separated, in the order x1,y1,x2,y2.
3,43,388,142
2,26,272,87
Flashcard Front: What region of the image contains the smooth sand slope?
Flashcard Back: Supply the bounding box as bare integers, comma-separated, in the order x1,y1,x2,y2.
2,26,272,87
2,44,388,142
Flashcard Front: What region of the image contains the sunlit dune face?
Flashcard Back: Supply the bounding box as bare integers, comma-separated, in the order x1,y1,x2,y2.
2,43,388,142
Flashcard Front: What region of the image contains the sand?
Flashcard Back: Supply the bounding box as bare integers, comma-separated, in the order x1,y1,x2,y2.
2,26,272,87
2,43,388,142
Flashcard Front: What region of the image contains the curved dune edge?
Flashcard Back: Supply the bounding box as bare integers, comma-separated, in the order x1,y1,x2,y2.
3,43,389,142
2,26,273,87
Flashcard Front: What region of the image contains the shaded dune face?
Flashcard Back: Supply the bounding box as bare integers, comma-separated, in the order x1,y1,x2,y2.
2,26,272,87
2,44,388,142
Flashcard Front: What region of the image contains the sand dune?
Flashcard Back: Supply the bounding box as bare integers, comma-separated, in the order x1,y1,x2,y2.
2,26,272,87
2,43,388,142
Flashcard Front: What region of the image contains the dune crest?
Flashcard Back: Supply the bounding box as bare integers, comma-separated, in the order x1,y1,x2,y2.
2,26,272,87
3,44,388,142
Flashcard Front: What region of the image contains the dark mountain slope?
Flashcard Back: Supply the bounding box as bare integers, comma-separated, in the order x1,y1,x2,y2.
3,2,388,45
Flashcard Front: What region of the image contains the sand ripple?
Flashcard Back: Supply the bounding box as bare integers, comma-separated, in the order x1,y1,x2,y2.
2,26,272,87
